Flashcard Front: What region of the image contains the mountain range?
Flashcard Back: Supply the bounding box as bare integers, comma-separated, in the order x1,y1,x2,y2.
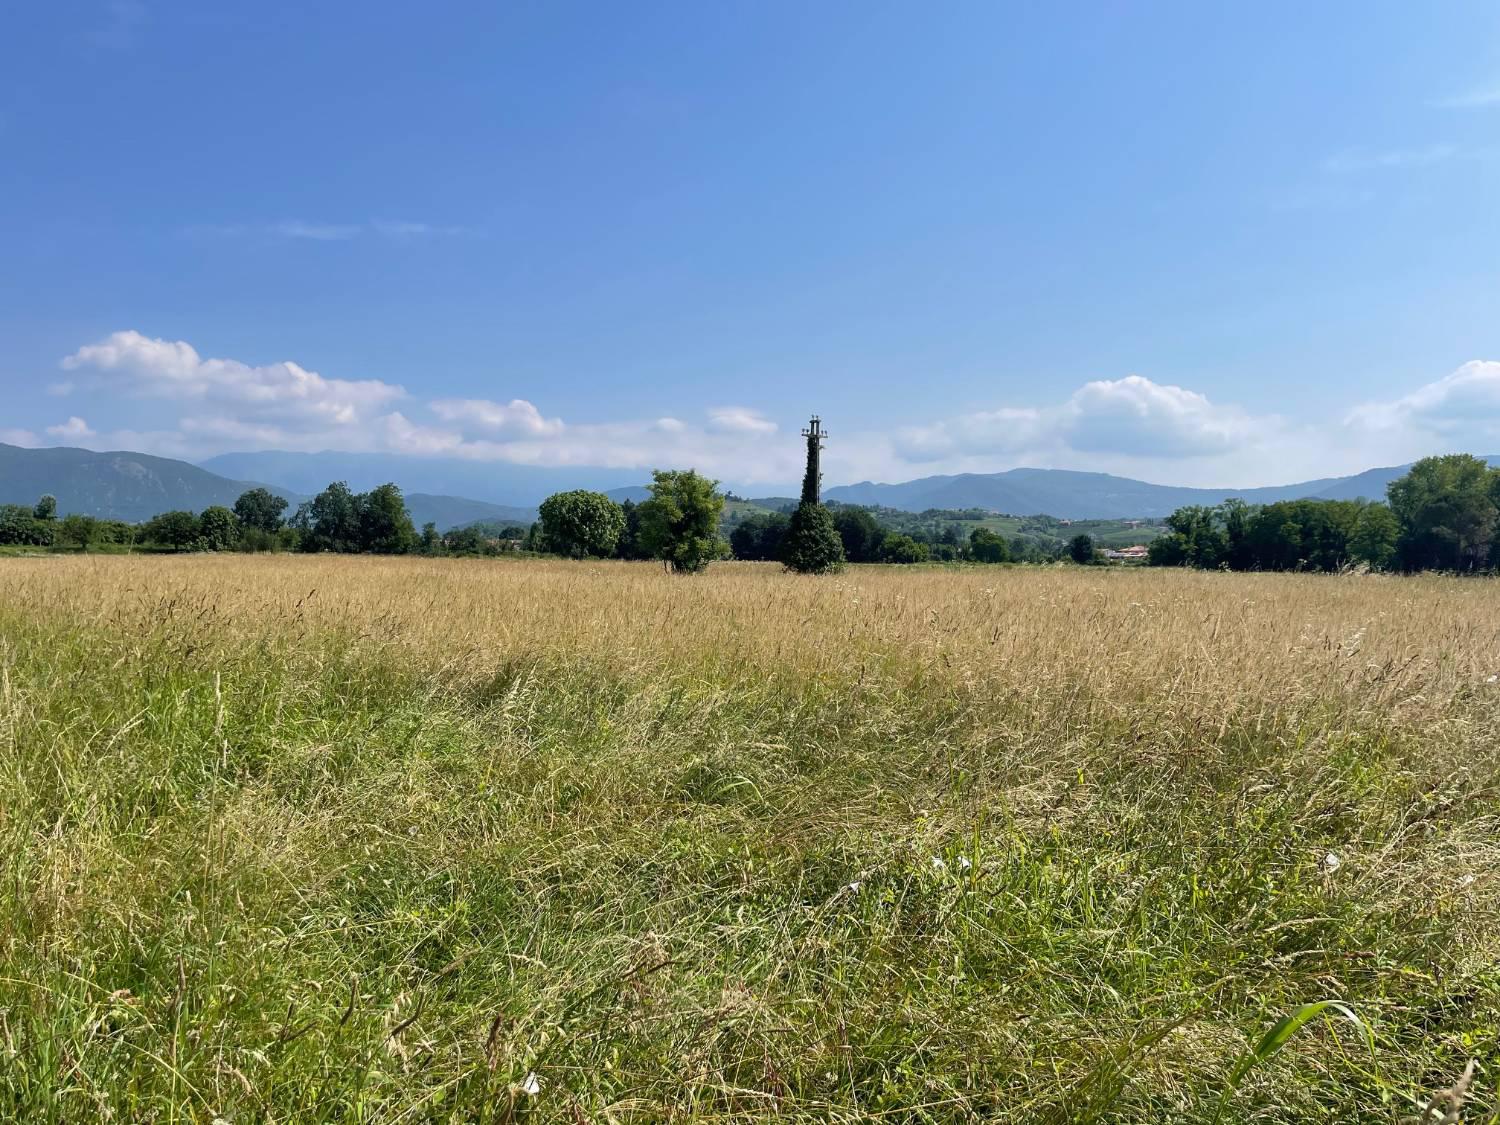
0,444,534,529
821,462,1497,519
3,442,1495,525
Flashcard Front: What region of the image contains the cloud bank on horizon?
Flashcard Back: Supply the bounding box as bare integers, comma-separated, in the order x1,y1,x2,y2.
4,329,1498,489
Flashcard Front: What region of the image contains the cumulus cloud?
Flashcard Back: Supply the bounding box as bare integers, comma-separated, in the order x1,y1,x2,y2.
0,427,41,447
45,416,95,439
1061,375,1254,457
62,330,406,434
429,397,564,437
46,327,1500,489
892,375,1257,464
47,329,809,481
1348,361,1500,437
706,407,777,435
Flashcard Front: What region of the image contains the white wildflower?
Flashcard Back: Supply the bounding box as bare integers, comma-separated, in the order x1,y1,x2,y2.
1459,874,1477,888
520,1072,541,1096
930,857,946,872
1321,852,1342,873
847,881,861,894
957,856,973,871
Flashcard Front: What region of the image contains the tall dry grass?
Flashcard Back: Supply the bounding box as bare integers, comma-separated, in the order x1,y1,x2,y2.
2,555,1498,1121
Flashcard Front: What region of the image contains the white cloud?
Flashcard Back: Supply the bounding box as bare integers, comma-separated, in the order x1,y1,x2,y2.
892,376,1256,464
45,416,95,439
1323,145,1457,173
0,428,41,447
62,330,406,434
1061,375,1255,457
894,407,1045,462
706,407,777,435
382,412,466,456
41,327,1500,489
1348,360,1500,436
429,397,563,437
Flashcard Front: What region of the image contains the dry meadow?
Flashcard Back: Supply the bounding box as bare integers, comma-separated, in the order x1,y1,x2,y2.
2,555,1499,1121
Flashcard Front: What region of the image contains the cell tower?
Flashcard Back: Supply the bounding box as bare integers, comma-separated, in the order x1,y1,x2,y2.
800,415,827,506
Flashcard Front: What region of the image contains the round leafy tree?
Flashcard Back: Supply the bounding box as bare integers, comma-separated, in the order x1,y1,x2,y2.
637,469,728,573
538,489,626,558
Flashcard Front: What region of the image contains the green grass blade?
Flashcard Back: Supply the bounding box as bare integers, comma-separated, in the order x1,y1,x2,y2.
1213,1001,1370,1123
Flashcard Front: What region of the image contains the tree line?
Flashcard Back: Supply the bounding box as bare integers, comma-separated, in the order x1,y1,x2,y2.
15,450,1494,576
727,505,1017,564
0,483,508,556
1148,454,1500,573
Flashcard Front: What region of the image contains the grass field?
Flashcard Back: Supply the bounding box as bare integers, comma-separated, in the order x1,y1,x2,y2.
2,556,1498,1122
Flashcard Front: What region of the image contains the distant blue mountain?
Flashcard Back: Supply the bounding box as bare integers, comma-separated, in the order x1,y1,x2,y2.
822,458,1500,519
7,442,1497,526
0,442,295,521
199,450,643,507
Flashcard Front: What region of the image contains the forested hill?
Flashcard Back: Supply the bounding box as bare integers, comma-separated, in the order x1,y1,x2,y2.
0,442,294,522
823,460,1500,519
0,443,534,530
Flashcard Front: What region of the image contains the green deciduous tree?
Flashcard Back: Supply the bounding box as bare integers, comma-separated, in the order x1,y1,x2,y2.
880,533,928,564
1349,503,1399,570
198,506,240,551
1068,533,1096,565
294,482,363,553
969,527,1009,563
1388,454,1498,572
637,469,729,573
613,500,649,560
832,506,883,563
234,487,288,533
56,513,99,549
1149,506,1228,568
729,511,790,561
1242,499,1358,572
0,506,53,546
359,482,417,554
138,510,201,550
33,495,57,521
537,490,625,558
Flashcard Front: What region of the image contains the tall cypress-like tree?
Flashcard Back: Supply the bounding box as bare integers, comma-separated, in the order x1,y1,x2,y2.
782,416,845,574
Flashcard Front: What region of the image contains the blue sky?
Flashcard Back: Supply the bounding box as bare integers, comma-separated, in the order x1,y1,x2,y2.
3,1,1500,488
